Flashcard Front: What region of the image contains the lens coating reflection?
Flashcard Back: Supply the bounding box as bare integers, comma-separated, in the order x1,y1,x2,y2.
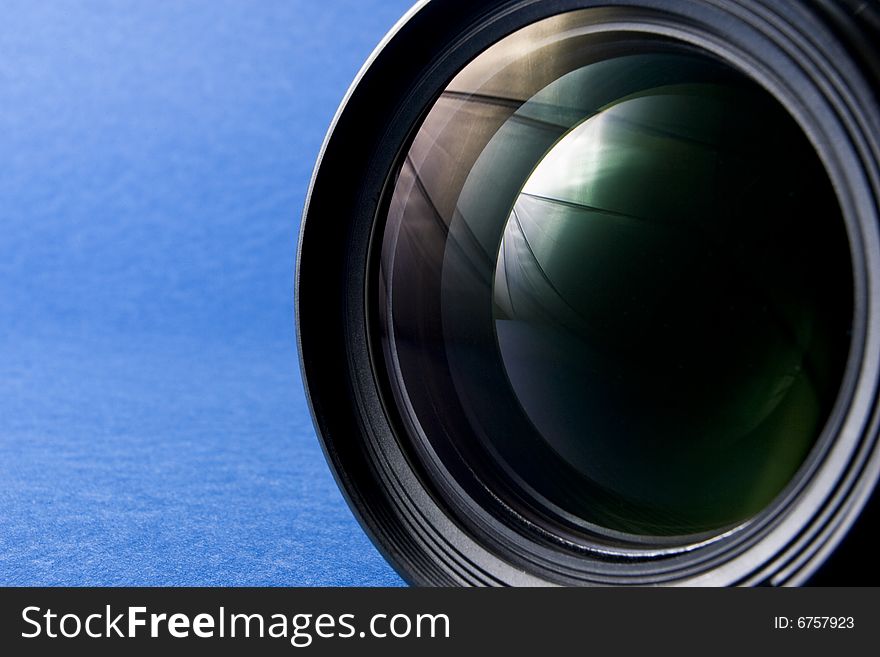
380,17,853,540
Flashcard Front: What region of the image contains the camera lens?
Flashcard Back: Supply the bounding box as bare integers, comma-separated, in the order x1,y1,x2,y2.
299,0,880,585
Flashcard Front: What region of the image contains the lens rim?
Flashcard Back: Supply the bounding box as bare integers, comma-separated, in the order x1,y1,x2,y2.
297,0,880,585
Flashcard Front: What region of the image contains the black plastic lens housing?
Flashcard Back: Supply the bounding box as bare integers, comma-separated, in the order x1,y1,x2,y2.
297,0,880,586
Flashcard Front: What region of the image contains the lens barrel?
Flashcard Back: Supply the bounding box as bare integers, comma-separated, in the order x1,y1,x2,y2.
298,0,880,585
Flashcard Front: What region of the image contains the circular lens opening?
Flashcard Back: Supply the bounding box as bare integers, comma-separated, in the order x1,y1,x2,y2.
378,13,853,543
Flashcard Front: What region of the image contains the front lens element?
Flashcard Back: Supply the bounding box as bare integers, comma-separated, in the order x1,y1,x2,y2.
378,13,853,540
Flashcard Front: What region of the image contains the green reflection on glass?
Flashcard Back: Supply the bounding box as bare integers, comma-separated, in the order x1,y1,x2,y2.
492,57,849,535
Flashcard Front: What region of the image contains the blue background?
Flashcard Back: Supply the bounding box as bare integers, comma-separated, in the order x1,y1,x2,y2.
0,0,412,586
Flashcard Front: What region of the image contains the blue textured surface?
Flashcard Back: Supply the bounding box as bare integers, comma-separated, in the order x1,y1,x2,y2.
0,0,411,586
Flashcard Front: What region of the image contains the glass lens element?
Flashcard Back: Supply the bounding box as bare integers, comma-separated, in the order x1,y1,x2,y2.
379,14,853,539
